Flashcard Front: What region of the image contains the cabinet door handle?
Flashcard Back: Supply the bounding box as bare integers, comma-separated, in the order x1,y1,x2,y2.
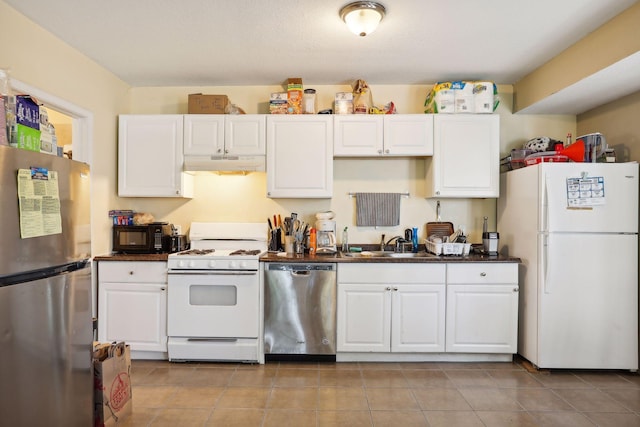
385,149,390,154
129,271,134,275
378,149,383,155
480,272,487,277
161,288,166,291
386,287,391,291
513,288,519,292
393,287,398,291
217,148,222,153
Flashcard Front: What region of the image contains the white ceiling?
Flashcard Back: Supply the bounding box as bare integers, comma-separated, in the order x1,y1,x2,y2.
5,0,638,109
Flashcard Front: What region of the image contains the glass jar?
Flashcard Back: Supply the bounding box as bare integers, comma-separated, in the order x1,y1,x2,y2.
302,89,317,114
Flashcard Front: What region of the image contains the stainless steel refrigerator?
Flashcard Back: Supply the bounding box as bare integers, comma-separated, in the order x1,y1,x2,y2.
0,145,93,426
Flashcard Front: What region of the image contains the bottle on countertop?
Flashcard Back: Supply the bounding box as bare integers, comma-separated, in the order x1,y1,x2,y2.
341,227,348,252
309,228,317,256
566,132,572,147
412,227,418,253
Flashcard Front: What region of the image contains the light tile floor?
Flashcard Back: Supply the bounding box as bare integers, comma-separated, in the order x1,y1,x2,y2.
122,358,640,427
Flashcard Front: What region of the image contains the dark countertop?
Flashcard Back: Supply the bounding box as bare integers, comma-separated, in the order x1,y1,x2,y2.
260,250,520,264
93,253,169,262
94,249,520,264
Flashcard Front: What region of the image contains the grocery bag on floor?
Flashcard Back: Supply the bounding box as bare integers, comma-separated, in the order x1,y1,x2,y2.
93,342,132,426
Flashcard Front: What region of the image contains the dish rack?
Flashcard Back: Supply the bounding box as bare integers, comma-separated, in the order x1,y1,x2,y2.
425,240,471,256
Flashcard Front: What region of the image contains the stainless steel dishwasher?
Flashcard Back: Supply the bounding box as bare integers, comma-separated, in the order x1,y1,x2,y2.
264,263,336,360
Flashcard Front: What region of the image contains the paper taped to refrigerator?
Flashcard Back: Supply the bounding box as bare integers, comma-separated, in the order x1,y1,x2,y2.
566,176,605,207
17,168,62,238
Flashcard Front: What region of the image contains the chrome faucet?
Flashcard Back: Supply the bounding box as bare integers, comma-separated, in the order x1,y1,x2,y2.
384,235,409,252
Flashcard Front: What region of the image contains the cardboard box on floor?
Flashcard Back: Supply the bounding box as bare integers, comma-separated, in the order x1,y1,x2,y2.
188,94,229,114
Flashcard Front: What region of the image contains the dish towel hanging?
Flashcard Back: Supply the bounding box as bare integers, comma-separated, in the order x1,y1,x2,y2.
355,192,402,227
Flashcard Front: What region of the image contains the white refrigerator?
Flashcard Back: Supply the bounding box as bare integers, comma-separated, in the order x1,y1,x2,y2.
498,162,638,370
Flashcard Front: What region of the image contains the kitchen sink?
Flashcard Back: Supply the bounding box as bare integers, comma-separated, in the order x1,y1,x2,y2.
340,251,436,259
340,251,390,258
384,252,436,258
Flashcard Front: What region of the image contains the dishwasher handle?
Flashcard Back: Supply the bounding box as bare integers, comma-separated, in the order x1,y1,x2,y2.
267,263,336,272
292,270,310,276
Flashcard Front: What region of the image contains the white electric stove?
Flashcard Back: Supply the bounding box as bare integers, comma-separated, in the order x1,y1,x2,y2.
167,222,267,363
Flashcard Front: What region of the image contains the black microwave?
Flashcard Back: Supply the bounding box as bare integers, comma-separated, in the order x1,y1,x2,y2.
112,223,174,254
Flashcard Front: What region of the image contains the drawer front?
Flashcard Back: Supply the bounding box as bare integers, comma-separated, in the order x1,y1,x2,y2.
99,261,167,283
447,263,517,284
338,263,445,284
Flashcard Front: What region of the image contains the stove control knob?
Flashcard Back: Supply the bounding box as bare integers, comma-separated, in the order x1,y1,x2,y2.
188,260,196,268
229,260,238,269
178,260,186,268
208,260,216,268
239,261,248,269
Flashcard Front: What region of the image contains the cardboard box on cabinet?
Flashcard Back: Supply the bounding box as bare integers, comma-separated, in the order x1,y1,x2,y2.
286,78,303,114
15,123,41,151
15,95,40,129
188,94,229,114
269,92,288,114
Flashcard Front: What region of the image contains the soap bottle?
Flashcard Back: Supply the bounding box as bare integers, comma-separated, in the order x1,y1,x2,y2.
412,227,418,252
342,227,349,252
309,228,317,256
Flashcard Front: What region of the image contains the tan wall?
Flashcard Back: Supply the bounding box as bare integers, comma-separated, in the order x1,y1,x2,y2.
577,90,640,162
514,2,640,112
1,1,130,256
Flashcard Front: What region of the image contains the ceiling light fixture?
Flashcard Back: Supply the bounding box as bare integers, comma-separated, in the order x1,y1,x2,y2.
339,1,386,37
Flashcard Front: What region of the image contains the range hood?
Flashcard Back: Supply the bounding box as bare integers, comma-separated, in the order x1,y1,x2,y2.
183,155,265,172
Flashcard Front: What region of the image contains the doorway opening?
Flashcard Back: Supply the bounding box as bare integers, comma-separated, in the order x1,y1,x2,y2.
10,78,93,165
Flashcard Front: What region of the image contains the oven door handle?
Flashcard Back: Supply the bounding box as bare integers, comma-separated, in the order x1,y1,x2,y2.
168,270,258,276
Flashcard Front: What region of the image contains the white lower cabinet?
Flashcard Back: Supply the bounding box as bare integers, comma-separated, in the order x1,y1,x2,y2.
337,264,446,353
336,262,519,360
445,263,519,353
97,261,168,358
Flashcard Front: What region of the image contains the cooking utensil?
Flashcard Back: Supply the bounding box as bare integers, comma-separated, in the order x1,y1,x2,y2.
426,201,454,239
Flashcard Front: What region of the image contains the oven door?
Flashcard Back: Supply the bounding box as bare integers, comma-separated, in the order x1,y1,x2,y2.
167,270,259,338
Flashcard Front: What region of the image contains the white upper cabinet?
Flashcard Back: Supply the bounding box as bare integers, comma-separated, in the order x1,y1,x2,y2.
333,115,384,156
118,115,193,198
266,115,333,198
334,114,433,157
183,115,224,155
184,114,265,156
426,114,500,198
383,115,434,156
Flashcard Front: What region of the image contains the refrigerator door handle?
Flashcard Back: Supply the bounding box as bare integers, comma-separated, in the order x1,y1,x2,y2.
541,233,550,293
541,175,549,232
0,259,90,287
